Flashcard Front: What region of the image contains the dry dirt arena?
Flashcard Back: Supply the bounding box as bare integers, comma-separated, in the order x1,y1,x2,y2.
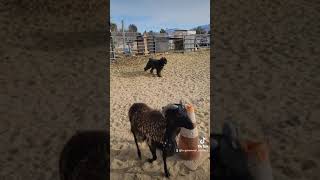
110,50,210,180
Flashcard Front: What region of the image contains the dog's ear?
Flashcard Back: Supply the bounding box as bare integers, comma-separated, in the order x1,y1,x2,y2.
161,57,167,64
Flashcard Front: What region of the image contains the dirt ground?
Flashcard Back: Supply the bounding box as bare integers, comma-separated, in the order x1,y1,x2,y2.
110,50,210,180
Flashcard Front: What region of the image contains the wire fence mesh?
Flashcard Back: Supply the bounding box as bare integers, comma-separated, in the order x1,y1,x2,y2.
110,32,210,61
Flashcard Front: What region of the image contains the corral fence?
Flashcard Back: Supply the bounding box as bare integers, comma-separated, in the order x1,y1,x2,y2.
110,32,210,61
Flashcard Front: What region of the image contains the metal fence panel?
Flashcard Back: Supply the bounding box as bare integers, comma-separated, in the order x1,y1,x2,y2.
110,32,210,61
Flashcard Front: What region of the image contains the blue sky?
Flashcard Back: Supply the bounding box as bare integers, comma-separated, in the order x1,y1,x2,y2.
110,0,210,32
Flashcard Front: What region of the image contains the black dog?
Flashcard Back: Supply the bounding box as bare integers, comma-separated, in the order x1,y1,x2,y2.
144,57,167,77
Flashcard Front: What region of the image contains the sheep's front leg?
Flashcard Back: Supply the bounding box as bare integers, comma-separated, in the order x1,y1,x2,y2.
132,131,141,160
162,150,170,177
147,142,157,163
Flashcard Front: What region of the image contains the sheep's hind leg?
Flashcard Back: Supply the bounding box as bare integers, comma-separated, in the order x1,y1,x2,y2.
162,151,170,177
147,142,157,163
132,131,142,160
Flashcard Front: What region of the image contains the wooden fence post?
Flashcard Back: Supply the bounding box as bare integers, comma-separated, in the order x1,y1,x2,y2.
143,33,149,55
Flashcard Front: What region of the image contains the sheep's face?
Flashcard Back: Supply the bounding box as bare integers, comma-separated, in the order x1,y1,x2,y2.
174,103,194,129
162,103,194,130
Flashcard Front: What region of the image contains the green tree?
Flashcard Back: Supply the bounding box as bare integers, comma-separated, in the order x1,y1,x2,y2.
128,24,138,32
195,26,206,34
111,22,117,32
160,29,166,33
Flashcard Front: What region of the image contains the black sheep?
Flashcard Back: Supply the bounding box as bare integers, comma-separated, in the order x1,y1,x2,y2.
128,102,194,177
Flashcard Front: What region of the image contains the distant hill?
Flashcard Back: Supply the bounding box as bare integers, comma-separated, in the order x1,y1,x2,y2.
197,24,210,32
165,24,210,34
165,28,181,35
191,24,210,32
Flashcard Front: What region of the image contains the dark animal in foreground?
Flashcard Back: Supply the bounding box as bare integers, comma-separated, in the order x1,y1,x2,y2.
128,102,193,177
59,131,108,180
144,57,167,77
210,122,253,180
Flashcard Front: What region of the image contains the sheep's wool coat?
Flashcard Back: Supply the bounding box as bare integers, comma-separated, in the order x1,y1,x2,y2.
129,104,167,145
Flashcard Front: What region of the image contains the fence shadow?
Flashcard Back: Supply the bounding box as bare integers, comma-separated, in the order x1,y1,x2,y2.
111,166,164,177
110,143,164,177
110,146,142,161
111,167,163,177
120,70,156,78
110,148,164,177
